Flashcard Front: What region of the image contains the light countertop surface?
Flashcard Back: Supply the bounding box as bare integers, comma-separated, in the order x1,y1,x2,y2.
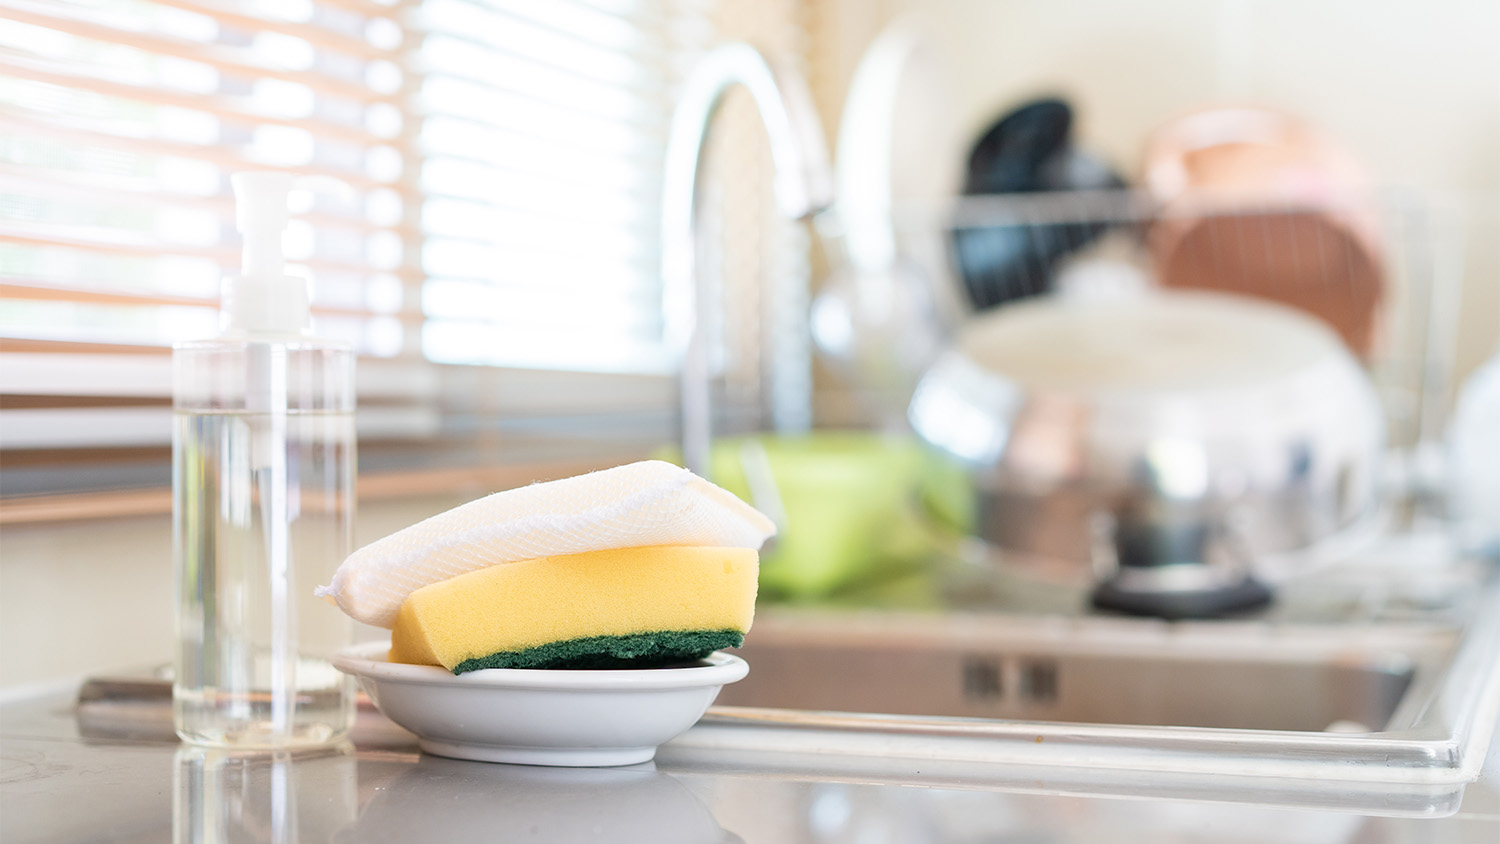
2,678,1497,844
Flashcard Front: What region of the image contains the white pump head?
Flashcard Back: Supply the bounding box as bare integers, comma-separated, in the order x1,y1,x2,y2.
220,171,310,334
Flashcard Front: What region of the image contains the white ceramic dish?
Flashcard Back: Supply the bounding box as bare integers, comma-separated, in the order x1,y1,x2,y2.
330,641,748,767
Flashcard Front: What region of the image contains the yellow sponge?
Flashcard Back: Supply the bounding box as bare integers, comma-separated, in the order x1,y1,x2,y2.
389,545,758,673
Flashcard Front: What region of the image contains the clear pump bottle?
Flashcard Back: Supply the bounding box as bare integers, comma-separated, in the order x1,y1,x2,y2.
173,173,356,748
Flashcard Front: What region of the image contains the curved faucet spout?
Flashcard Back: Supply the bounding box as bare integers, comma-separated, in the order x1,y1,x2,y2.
662,42,835,479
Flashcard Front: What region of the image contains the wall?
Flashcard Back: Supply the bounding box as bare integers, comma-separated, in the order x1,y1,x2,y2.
812,0,1499,387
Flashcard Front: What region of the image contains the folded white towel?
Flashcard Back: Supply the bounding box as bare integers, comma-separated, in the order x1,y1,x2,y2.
317,460,776,628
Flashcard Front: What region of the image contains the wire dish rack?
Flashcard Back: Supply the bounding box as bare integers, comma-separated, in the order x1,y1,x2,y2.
818,187,1466,464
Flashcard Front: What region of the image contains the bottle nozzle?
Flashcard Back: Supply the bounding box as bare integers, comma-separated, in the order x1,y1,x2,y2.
232,171,292,280
223,171,309,334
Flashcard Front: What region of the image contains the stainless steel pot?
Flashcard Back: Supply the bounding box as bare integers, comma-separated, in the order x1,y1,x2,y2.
908,291,1385,616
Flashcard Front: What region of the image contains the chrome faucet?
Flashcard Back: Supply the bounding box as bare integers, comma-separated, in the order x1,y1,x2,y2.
661,43,835,478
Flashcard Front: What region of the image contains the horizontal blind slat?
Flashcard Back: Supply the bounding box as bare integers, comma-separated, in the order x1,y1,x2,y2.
412,63,670,134
0,405,443,448
0,352,441,399
416,116,666,183
0,280,423,322
298,0,415,21
0,164,401,237
438,0,673,59
0,52,392,147
144,0,402,61
0,338,171,355
0,279,211,308
0,107,402,192
0,226,421,280
0,1,399,105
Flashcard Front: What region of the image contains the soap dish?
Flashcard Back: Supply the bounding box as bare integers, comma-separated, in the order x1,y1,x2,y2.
330,641,748,767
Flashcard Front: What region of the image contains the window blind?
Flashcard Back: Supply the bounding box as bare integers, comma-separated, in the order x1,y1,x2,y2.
0,0,432,469
411,0,702,372
0,0,737,500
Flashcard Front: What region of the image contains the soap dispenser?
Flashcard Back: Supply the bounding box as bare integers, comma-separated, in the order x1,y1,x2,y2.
172,172,356,748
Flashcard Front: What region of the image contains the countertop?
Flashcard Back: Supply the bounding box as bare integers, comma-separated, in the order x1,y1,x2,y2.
2,678,1497,844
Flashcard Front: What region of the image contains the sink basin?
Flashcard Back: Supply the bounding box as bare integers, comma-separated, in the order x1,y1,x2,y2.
717,613,1429,733
669,558,1500,807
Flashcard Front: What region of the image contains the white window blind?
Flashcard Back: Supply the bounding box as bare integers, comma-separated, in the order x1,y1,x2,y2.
0,0,735,499
0,0,416,356
412,0,697,372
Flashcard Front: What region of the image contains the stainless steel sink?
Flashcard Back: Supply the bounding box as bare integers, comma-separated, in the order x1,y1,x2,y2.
717,613,1430,733
669,555,1500,808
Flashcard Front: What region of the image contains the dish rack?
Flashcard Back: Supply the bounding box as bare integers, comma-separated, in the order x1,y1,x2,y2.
821,187,1467,470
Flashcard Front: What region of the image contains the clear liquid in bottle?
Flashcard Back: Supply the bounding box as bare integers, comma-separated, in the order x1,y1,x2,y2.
173,341,355,748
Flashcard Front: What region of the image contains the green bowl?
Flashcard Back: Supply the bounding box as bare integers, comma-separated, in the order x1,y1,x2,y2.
663,432,967,604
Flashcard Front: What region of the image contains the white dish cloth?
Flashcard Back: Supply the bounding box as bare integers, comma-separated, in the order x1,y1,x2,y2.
316,460,776,628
